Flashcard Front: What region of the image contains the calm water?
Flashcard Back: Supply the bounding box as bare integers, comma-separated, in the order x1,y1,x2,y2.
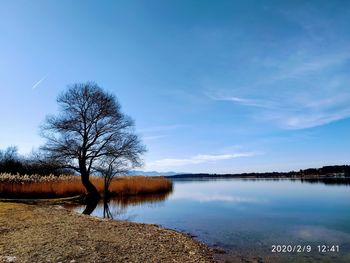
73,178,350,263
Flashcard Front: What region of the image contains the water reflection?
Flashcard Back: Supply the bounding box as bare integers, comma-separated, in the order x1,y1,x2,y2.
173,177,350,186
292,225,350,243
171,191,265,203
82,197,99,215
66,178,350,263
299,177,350,185
102,199,113,219
109,192,173,208
68,191,172,219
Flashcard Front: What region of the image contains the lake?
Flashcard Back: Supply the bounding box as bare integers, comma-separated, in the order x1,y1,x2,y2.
73,178,350,263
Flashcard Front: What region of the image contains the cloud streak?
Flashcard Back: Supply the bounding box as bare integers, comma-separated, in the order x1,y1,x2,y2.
138,124,187,133
139,124,186,142
207,93,279,109
31,74,49,90
142,135,168,141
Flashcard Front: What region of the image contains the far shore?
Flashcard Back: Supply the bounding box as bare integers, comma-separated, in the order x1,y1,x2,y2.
167,164,350,181
0,201,214,263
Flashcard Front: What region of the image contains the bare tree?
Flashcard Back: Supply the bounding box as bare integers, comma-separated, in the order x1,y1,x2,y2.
1,146,19,161
96,155,128,198
41,82,146,200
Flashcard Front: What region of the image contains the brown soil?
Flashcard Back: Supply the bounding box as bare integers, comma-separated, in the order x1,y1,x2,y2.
0,202,213,263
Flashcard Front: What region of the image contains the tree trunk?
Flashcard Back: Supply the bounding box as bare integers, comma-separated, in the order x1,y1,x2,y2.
80,161,100,201
81,174,100,214
81,173,100,196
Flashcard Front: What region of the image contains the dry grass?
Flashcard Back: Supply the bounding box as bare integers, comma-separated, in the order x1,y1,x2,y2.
0,173,173,198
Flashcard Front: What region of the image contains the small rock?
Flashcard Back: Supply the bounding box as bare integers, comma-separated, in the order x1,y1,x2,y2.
0,256,16,262
212,248,226,254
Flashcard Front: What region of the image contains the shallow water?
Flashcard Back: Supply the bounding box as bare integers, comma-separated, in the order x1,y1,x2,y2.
73,178,350,263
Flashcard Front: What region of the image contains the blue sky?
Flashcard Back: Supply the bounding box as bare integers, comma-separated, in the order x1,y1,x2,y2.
1,0,350,173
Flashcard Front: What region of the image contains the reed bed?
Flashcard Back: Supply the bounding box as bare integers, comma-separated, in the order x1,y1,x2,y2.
0,173,173,198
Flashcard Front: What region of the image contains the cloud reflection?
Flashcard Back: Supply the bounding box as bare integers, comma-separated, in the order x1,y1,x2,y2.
293,225,350,243
171,191,264,204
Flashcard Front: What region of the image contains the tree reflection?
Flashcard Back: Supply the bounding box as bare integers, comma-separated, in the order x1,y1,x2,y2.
103,198,113,219
74,190,173,218
82,196,100,215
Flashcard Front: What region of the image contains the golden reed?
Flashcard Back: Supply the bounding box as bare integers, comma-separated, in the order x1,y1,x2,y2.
0,173,173,198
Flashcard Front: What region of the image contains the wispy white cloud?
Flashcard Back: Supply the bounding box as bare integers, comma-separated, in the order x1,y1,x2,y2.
268,107,350,130
206,47,350,130
142,135,168,141
139,124,186,142
138,124,187,133
268,51,350,82
206,92,279,109
31,73,49,90
209,92,350,129
147,152,259,168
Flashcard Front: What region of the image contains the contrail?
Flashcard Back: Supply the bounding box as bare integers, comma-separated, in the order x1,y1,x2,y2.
31,73,49,89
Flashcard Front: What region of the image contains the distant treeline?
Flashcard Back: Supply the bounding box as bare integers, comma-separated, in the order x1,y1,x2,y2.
237,177,350,186
168,165,350,179
0,146,68,176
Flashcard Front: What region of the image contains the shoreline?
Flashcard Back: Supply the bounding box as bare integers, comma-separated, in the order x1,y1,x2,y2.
0,201,214,263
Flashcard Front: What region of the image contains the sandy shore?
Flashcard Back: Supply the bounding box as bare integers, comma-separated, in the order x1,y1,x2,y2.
0,202,213,263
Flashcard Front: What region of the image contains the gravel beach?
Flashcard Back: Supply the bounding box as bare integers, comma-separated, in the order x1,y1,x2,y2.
0,202,213,263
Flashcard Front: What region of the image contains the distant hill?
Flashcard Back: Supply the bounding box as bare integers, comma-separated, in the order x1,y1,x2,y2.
128,170,181,176
167,165,350,179
129,165,350,179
